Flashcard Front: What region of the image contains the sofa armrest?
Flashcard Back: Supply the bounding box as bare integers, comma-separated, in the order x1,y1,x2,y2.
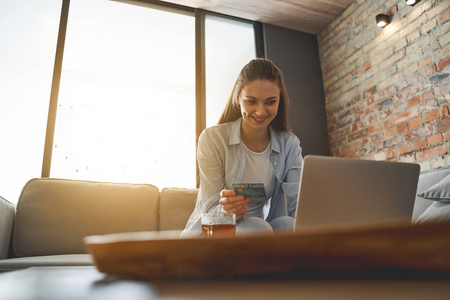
0,196,15,259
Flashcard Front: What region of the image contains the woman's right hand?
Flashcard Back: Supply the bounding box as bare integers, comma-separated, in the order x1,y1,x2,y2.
219,189,250,221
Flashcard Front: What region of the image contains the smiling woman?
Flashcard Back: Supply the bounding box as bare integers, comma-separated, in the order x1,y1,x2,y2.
182,58,303,237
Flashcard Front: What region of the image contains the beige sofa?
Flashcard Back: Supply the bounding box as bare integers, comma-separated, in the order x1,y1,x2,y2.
1,166,450,272
0,178,197,271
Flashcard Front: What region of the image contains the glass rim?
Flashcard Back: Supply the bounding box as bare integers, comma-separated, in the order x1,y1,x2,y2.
201,212,236,217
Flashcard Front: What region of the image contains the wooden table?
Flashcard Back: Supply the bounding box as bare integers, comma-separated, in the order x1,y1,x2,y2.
0,266,449,300
0,267,157,300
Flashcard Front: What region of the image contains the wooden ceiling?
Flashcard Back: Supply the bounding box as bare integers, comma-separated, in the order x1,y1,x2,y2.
157,0,354,34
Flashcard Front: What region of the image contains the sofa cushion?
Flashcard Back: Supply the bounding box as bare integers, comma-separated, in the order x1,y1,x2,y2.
159,188,197,231
416,202,450,223
14,178,160,256
417,174,450,202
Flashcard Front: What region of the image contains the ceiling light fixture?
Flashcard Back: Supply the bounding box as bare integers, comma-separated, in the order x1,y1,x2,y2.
376,14,390,28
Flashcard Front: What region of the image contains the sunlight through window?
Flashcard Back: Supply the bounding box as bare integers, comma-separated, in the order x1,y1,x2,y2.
51,0,196,189
205,15,256,127
0,0,61,204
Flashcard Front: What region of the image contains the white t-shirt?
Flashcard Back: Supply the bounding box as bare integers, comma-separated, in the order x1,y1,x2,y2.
241,141,276,219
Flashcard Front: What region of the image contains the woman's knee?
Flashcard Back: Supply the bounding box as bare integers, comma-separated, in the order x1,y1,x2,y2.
236,217,273,235
269,216,295,232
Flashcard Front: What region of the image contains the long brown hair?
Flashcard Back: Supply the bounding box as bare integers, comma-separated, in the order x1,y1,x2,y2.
217,58,291,131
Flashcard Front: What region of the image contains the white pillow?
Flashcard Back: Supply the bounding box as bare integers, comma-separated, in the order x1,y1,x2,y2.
416,202,450,223
417,174,450,202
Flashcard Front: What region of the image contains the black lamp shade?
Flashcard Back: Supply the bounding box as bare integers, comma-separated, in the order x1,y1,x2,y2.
376,14,390,28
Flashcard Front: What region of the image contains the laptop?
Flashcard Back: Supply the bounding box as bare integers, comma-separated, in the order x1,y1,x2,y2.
294,155,420,230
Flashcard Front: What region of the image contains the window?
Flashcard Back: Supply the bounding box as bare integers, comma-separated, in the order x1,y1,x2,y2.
0,1,62,204
205,15,256,127
51,0,196,188
2,0,258,202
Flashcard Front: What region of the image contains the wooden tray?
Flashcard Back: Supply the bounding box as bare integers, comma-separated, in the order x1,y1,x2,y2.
85,220,450,279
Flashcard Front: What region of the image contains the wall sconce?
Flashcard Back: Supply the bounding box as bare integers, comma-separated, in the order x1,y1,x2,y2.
406,0,420,6
376,14,390,28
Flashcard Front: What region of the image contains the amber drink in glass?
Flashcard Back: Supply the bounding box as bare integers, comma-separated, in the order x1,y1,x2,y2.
201,213,236,237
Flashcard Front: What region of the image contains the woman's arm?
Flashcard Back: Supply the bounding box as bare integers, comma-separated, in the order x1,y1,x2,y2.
197,130,249,217
283,135,303,217
196,129,227,213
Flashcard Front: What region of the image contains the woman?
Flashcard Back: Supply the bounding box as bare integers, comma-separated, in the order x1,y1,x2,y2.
181,58,303,236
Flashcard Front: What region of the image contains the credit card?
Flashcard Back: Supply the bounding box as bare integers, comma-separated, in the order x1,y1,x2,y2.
232,183,266,198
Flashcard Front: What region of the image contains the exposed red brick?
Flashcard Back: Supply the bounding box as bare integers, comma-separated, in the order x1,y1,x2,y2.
439,9,450,24
395,86,420,103
386,148,398,159
330,137,346,149
323,61,335,73
428,133,443,146
388,74,402,88
399,144,413,155
396,122,408,133
413,139,428,150
407,73,421,87
393,107,419,124
343,151,356,159
435,82,450,96
442,106,450,117
342,140,362,154
384,127,396,138
423,64,437,78
438,56,450,71
318,1,450,166
348,128,368,142
371,132,384,143
386,86,397,98
407,96,420,107
418,56,432,69
416,145,447,160
421,89,435,102
369,122,384,134
424,110,440,123
381,108,392,119
404,124,434,141
409,116,423,129
353,68,362,76
363,86,376,99
444,130,450,141
437,118,450,130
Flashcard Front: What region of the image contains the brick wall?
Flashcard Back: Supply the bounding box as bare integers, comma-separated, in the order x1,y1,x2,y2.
317,0,450,172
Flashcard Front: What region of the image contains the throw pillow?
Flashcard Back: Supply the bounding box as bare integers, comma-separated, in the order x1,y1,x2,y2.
415,202,450,223
417,174,450,202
